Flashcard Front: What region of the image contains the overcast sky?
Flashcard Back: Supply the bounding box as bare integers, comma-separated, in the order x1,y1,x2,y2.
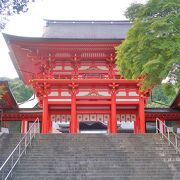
0,0,147,78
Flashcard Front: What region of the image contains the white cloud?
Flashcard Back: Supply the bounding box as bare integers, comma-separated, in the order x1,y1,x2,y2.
44,0,147,20
0,34,18,78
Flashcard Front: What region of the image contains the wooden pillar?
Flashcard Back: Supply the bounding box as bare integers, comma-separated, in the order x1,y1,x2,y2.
139,95,145,134
134,114,138,134
110,87,117,134
135,112,140,134
48,114,52,133
108,117,111,134
21,119,28,134
77,119,79,133
42,95,49,134
70,85,78,134
160,118,166,133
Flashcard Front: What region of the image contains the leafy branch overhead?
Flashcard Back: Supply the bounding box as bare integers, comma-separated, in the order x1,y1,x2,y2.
0,0,34,30
116,0,180,92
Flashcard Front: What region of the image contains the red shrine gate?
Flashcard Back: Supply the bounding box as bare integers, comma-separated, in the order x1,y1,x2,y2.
1,80,180,134
3,21,151,134
30,78,146,134
26,41,148,134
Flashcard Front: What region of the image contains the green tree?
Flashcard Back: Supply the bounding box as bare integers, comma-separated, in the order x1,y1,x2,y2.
116,0,180,94
0,85,6,99
124,3,144,22
0,77,33,103
0,0,34,30
9,78,33,103
146,84,173,107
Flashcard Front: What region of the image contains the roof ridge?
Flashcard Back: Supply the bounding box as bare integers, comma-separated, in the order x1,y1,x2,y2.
44,19,131,24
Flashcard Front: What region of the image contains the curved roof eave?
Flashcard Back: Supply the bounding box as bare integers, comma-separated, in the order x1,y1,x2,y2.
3,33,124,43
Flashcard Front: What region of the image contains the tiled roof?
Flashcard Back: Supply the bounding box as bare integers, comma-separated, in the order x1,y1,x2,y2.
43,20,132,39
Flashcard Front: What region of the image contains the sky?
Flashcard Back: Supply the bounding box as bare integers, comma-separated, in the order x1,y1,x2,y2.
0,0,147,78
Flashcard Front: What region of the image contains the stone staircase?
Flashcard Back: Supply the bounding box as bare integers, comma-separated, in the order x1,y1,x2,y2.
0,133,22,167
1,133,180,180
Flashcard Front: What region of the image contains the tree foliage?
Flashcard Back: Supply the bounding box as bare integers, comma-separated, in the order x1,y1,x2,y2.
146,84,174,107
9,78,33,103
0,77,33,103
0,85,6,99
116,0,180,93
124,3,144,22
0,0,34,30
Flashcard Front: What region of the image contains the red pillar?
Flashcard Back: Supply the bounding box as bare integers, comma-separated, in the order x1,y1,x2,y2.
42,95,49,134
108,117,111,134
135,113,140,134
48,114,52,133
70,89,77,134
77,119,79,133
110,88,117,133
139,95,145,134
21,119,28,134
160,118,166,133
134,114,138,134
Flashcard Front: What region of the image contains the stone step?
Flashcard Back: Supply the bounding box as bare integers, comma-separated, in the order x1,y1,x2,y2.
12,171,174,175
12,176,178,180
0,133,178,180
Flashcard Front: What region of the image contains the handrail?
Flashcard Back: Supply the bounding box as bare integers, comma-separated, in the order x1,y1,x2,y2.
156,118,180,153
0,118,40,180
